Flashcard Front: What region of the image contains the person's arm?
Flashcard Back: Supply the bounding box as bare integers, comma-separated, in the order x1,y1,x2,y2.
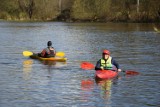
50,47,56,57
41,49,46,57
95,60,103,70
111,58,121,72
53,47,56,56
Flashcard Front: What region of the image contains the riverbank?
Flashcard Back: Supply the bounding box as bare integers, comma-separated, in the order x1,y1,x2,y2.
1,14,160,23
1,0,160,23
1,17,160,23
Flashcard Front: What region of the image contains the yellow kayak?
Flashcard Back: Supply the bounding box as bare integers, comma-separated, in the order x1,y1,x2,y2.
30,54,67,62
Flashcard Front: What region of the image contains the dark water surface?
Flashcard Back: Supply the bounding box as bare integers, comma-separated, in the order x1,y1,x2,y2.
0,21,159,107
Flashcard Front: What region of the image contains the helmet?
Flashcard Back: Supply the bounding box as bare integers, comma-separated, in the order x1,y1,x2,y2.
102,49,110,55
47,41,52,46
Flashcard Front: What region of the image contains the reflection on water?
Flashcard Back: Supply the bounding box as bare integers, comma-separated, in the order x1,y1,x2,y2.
96,79,112,100
41,60,66,66
80,77,119,106
80,79,94,102
22,59,67,80
23,60,33,80
0,21,160,107
41,60,56,66
81,79,94,91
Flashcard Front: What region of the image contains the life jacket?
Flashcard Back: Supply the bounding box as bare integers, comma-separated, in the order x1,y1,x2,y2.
100,56,113,70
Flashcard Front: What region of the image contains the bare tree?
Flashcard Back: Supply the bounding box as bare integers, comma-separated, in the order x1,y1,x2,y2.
137,0,139,13
18,0,35,19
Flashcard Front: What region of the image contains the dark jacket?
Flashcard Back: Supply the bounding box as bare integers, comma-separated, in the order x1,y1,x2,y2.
40,46,56,58
95,57,120,70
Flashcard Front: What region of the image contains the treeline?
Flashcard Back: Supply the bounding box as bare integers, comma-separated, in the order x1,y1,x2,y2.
72,0,160,22
0,0,160,22
0,0,61,21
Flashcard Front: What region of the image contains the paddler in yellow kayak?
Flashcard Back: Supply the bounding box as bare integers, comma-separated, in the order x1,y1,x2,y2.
95,49,121,72
38,41,56,58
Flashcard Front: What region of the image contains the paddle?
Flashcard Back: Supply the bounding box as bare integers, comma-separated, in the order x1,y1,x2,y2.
122,70,139,75
80,61,139,75
23,51,65,57
56,51,65,57
23,51,33,57
80,62,95,70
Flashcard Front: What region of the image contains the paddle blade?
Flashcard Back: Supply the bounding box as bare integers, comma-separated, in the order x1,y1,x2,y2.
23,51,33,57
81,62,95,70
125,70,140,75
56,52,65,57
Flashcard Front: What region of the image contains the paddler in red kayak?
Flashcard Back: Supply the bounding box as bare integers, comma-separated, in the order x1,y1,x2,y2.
95,49,121,72
38,41,56,58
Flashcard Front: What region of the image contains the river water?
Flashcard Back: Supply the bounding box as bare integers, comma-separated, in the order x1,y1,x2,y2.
0,21,159,107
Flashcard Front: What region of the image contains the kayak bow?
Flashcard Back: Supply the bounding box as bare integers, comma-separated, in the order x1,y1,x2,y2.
95,70,118,79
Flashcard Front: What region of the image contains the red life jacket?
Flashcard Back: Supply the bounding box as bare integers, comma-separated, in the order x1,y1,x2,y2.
41,47,55,57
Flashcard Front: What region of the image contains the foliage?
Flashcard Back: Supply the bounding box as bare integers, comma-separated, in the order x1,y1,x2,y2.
0,0,160,22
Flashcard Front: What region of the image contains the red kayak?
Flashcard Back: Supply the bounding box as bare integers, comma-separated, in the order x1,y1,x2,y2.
95,70,118,79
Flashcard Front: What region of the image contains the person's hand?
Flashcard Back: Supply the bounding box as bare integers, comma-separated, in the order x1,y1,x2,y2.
100,67,104,70
118,69,122,72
